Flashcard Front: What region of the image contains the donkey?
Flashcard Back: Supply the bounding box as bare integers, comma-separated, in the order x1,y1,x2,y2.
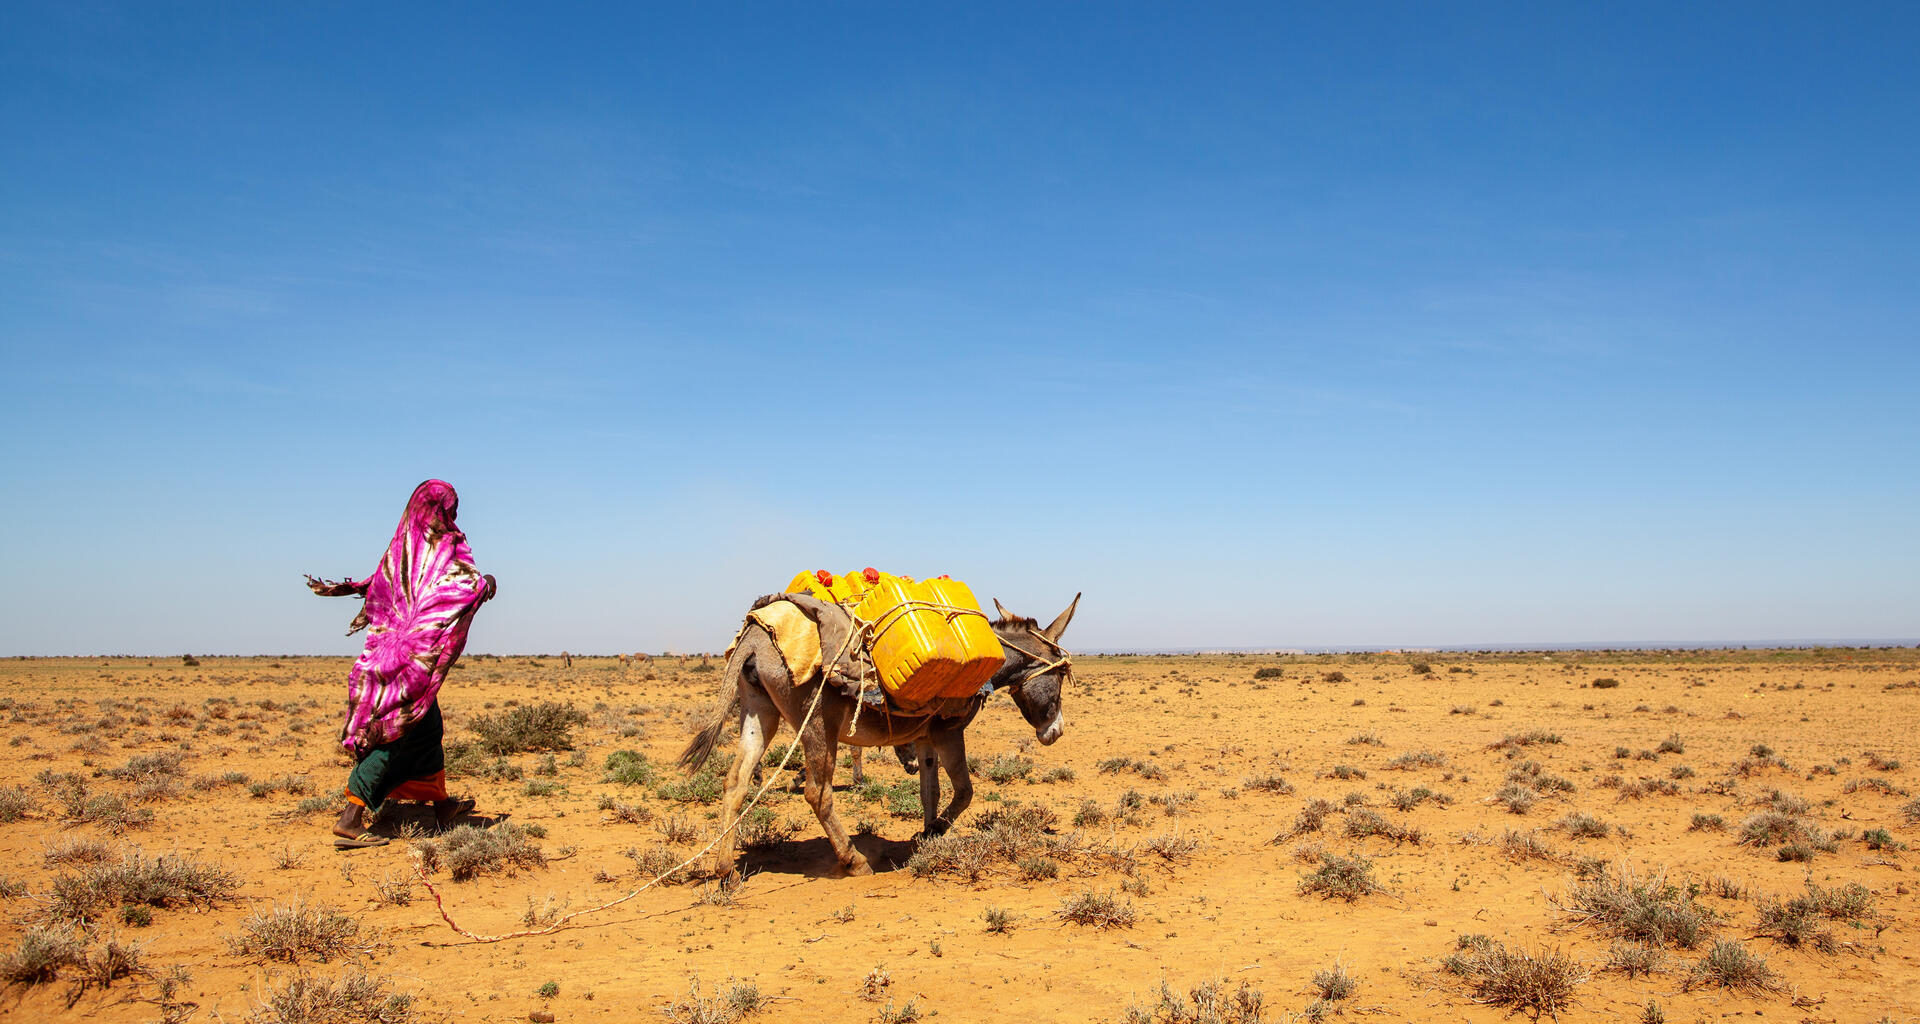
679,593,1079,880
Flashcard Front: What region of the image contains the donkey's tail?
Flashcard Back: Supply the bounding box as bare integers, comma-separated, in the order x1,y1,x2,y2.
678,634,748,772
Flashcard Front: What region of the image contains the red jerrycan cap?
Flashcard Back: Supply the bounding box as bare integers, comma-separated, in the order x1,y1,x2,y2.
862,567,881,584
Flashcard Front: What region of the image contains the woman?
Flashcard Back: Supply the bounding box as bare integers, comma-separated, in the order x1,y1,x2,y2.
306,479,497,848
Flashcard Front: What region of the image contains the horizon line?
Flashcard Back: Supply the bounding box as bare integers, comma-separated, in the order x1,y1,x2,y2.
11,638,1919,659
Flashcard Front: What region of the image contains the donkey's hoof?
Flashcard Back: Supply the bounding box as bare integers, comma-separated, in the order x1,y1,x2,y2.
842,855,874,877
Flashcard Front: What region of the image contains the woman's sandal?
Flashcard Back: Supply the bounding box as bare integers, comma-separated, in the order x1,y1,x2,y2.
334,832,389,849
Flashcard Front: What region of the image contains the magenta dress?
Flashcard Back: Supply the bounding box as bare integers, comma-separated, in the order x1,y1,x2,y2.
307,480,495,808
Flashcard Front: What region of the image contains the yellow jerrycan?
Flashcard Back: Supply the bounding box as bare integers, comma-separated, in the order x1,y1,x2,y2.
785,569,838,602
921,575,1005,697
855,572,964,705
834,567,878,604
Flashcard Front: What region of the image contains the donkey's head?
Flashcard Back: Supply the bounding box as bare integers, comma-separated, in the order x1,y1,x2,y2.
988,593,1079,746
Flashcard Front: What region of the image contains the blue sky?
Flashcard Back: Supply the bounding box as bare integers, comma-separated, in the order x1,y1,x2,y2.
2,4,1915,655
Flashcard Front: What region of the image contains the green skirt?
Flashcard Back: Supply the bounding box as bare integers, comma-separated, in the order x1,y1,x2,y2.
345,701,446,813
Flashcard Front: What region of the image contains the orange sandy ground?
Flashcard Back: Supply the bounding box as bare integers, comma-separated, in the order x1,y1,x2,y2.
2,649,1918,1023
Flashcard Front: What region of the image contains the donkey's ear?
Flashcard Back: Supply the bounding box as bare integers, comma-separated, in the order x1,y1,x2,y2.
1042,593,1081,642
992,598,1015,621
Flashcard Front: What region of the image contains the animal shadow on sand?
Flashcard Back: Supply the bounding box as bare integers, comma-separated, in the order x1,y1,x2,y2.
735,834,920,881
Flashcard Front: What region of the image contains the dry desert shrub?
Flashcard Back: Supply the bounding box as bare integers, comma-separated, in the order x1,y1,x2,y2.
624,844,695,885
250,969,415,1024
1489,730,1562,753
1385,750,1446,771
0,786,36,822
1683,940,1782,994
1553,865,1713,948
1,925,84,986
662,976,765,1024
983,752,1035,783
1144,830,1199,863
1603,942,1666,978
1752,879,1876,952
47,850,240,924
226,899,363,963
735,806,801,849
1309,959,1358,1001
1389,786,1450,811
1559,812,1612,839
1057,889,1136,928
1493,783,1536,815
1442,936,1587,1020
415,822,545,881
1498,829,1560,863
1241,773,1293,794
1121,977,1263,1024
1298,851,1382,901
1738,811,1836,860
43,836,113,865
1344,809,1425,845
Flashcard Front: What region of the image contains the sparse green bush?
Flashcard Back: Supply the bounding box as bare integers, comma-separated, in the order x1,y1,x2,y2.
657,761,727,804
983,753,1034,784
467,701,588,755
602,750,656,786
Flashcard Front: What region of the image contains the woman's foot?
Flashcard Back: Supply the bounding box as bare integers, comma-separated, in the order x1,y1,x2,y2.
333,802,371,841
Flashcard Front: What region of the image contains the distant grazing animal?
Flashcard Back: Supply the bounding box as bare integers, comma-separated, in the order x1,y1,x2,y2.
680,593,1078,880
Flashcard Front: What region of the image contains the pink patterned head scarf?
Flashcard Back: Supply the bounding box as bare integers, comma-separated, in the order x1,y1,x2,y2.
307,480,494,754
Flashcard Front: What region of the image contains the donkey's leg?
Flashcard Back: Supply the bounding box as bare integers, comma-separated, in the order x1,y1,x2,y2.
712,687,780,882
798,710,869,876
849,747,865,787
928,727,973,834
915,740,942,838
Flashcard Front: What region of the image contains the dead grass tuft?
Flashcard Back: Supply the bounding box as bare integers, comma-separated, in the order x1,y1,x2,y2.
1683,940,1782,994
1442,937,1586,1020
1298,851,1383,901
662,976,765,1024
1057,889,1136,929
1553,864,1713,948
415,822,546,881
1121,977,1263,1024
226,899,364,963
47,850,240,924
250,969,416,1024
